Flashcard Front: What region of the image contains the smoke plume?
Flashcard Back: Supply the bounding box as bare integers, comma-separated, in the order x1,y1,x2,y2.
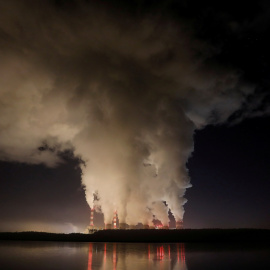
0,1,255,226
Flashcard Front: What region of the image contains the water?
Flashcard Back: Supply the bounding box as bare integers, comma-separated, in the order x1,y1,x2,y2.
0,241,269,270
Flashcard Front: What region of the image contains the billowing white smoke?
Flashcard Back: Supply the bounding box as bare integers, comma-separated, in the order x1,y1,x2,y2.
0,1,253,226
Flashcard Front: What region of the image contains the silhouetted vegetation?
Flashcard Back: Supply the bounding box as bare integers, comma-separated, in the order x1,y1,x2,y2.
0,229,270,244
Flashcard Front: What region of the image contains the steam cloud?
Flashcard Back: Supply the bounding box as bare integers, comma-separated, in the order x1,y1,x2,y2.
0,1,255,226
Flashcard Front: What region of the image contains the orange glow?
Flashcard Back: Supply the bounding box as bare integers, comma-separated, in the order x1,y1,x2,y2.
156,245,164,260
113,243,117,270
181,243,185,262
148,244,150,260
104,243,106,262
177,243,179,262
88,243,93,270
168,245,170,259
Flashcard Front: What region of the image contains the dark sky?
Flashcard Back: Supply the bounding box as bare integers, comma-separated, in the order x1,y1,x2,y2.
0,0,269,232
185,116,270,229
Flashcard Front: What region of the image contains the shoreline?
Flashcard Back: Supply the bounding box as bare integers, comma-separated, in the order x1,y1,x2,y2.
0,229,269,244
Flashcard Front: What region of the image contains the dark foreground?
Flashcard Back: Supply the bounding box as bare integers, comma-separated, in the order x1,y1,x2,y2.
0,229,270,244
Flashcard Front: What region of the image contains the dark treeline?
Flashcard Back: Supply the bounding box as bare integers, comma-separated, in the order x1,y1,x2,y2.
0,229,270,244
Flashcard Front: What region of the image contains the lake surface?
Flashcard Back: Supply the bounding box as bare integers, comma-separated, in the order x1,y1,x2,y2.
0,241,269,270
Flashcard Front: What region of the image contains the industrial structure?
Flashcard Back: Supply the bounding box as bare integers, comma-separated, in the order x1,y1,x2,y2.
90,208,94,227
87,208,98,233
87,209,184,232
113,211,117,229
176,220,184,229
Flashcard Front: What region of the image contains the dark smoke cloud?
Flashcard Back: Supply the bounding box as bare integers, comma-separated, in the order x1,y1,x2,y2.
0,0,262,226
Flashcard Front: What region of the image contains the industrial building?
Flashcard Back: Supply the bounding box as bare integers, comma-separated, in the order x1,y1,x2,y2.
87,209,184,232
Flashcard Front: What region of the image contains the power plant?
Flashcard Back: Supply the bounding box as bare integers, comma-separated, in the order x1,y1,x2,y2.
87,209,184,232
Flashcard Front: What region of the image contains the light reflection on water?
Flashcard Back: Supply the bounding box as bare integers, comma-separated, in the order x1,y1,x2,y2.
0,241,269,270
87,242,187,270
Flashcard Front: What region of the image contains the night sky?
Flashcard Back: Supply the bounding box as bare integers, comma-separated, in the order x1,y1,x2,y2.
0,0,270,232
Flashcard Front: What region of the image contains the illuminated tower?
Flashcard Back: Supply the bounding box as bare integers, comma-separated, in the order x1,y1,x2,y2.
113,211,117,229
90,208,94,227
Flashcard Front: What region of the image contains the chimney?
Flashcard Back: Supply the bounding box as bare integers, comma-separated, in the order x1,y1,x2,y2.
90,208,94,227
113,211,117,229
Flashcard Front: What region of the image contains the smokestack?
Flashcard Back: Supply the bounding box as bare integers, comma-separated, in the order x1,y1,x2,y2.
90,208,94,227
176,220,183,229
113,211,117,229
